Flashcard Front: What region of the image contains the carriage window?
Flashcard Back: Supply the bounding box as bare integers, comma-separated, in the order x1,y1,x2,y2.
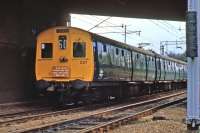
41,43,53,58
121,50,124,56
136,54,140,59
116,48,119,55
59,35,66,49
103,44,107,52
73,42,86,57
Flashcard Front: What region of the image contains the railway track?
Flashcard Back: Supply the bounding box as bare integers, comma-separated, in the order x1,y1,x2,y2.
0,106,85,126
5,90,185,133
80,96,186,133
0,99,49,116
0,90,181,126
0,106,53,124
0,92,177,126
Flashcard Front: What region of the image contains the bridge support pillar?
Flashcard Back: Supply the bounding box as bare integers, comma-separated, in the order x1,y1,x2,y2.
187,0,200,130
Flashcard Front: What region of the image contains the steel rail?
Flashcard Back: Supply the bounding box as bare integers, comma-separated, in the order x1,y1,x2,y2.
80,97,186,133
0,90,182,126
0,106,85,126
0,106,52,122
14,91,185,133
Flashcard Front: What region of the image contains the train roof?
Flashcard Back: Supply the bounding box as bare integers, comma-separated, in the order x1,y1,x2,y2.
38,26,186,65
91,32,186,65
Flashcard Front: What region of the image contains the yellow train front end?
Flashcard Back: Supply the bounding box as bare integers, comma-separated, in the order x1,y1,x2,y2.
35,27,94,98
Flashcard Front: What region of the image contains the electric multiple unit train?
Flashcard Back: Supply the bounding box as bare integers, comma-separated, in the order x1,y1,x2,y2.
35,26,186,103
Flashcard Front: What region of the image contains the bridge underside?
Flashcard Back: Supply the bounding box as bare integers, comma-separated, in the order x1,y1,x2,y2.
0,0,186,102
63,0,186,20
23,0,186,21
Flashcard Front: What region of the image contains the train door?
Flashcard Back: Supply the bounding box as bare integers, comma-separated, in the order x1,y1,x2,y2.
93,41,99,80
160,59,165,80
145,55,149,80
172,62,176,80
175,63,178,80
156,57,161,81
147,56,156,81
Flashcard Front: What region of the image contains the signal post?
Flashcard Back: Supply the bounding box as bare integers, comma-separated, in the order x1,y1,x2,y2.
187,0,200,130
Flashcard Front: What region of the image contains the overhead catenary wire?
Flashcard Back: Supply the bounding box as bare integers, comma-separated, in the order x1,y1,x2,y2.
74,15,159,49
72,15,127,44
72,16,95,26
149,20,177,36
91,16,153,44
161,21,182,32
148,20,182,38
91,16,139,36
158,21,185,37
81,14,184,39
158,21,179,34
88,17,112,31
72,14,180,52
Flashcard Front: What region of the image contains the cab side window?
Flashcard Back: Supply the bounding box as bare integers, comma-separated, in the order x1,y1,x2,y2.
73,42,86,57
59,35,67,49
103,44,107,52
41,43,53,58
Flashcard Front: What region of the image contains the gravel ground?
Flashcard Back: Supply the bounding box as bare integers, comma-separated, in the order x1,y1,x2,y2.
0,93,185,132
111,102,187,133
0,100,152,132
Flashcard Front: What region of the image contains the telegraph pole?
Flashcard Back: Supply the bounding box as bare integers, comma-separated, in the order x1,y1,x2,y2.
124,25,127,43
187,0,200,130
160,44,165,55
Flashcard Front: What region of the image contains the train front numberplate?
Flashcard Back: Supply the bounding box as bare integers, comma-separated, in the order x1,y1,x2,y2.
51,66,69,77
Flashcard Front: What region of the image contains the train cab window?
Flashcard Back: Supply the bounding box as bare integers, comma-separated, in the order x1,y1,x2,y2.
59,35,66,49
121,50,124,56
73,42,86,57
41,43,53,58
103,44,107,52
116,48,119,55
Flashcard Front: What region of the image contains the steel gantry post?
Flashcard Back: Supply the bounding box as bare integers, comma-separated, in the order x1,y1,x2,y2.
187,0,200,130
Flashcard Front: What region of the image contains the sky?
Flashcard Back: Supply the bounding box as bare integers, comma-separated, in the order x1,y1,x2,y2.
71,14,186,55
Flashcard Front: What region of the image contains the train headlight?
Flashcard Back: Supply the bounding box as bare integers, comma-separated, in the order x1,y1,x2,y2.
99,69,104,79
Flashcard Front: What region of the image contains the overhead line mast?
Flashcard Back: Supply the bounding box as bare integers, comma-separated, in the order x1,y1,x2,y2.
88,15,154,46
160,40,185,55
95,24,141,43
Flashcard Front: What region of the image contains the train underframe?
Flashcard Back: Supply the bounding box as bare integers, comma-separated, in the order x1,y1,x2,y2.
36,80,187,104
